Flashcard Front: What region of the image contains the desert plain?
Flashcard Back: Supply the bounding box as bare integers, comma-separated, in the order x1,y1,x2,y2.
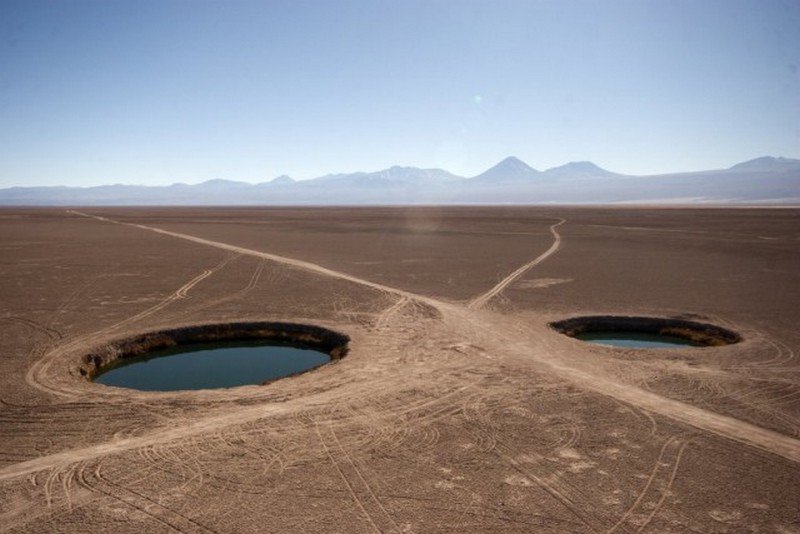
0,206,799,533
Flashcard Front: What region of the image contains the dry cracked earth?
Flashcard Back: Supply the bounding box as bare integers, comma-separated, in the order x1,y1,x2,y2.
0,206,799,533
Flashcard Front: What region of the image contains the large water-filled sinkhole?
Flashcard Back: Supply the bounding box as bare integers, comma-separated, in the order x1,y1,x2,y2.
550,316,740,349
83,322,349,392
94,341,331,391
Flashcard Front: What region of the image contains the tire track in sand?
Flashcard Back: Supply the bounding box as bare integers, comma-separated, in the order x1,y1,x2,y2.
319,421,402,533
468,218,566,310
68,210,417,302
103,252,237,331
313,423,383,533
607,435,691,533
374,296,411,331
0,402,296,483
23,253,238,399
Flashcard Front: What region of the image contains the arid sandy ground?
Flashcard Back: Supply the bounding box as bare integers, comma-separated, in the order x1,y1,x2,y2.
1,207,799,533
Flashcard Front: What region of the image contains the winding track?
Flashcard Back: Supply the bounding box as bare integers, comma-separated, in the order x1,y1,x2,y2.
468,218,566,310
4,210,798,487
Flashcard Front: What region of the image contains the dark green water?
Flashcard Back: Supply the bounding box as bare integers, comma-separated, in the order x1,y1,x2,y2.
575,331,699,349
94,341,330,391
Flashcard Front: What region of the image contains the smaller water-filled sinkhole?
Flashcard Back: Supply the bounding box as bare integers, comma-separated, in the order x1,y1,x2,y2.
575,331,700,348
81,322,349,392
550,315,740,349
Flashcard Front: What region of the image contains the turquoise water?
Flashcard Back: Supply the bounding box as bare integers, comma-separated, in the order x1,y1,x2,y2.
575,331,699,349
94,341,330,391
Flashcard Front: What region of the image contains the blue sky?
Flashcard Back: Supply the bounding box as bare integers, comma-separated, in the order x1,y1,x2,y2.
1,0,798,187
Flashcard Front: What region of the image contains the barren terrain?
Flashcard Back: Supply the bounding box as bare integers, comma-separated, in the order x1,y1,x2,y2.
1,206,799,533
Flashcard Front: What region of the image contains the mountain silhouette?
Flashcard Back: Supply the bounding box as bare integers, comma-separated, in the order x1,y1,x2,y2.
1,156,798,205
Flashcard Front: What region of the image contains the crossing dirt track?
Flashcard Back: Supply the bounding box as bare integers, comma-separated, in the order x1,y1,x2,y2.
1,206,799,533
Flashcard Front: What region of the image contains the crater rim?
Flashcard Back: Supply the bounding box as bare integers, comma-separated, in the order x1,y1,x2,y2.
549,315,741,348
77,321,350,390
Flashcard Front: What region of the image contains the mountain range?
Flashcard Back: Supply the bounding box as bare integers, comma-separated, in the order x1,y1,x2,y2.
1,156,799,206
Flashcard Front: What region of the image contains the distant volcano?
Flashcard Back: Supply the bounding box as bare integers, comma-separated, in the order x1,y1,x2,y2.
729,156,800,172
471,156,540,182
543,161,620,178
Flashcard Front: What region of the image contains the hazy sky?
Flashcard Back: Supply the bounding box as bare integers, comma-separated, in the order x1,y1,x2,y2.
1,0,799,187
